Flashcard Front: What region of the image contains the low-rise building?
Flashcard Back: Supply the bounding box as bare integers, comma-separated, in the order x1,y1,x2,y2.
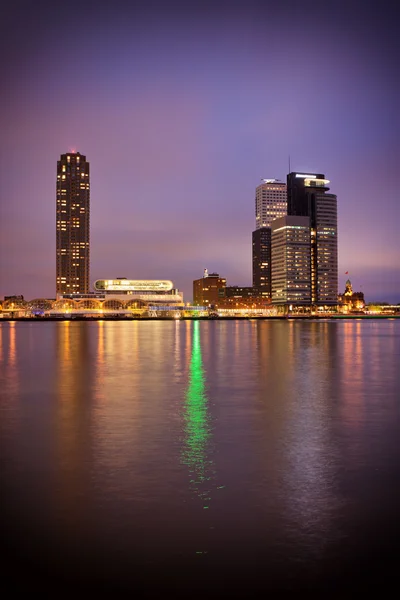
193,270,226,307
338,279,365,312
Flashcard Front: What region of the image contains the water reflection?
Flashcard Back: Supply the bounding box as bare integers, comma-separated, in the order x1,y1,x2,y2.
94,320,105,402
54,322,95,539
181,321,214,508
1,320,399,589
281,322,344,556
0,322,19,439
6,322,18,396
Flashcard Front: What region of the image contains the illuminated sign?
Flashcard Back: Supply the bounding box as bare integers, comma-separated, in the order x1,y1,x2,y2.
94,279,174,292
295,174,317,179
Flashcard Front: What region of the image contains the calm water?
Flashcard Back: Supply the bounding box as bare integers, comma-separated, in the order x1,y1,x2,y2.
1,319,399,593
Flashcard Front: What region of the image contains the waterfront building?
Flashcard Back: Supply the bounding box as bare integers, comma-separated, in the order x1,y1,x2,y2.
252,179,287,298
94,278,183,304
287,172,338,306
218,285,271,310
56,152,90,295
4,295,25,304
338,279,365,312
193,270,226,307
58,278,183,308
271,216,311,306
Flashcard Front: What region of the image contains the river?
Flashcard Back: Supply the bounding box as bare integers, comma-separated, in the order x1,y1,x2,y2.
1,319,399,593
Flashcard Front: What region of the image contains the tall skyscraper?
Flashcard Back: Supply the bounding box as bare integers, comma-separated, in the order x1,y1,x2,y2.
56,152,90,295
287,172,338,306
252,228,271,297
271,216,311,305
252,179,287,297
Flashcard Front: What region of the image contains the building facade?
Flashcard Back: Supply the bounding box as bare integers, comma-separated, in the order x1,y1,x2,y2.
338,279,365,312
252,227,272,297
56,152,90,295
57,278,184,310
287,172,337,306
255,179,287,229
252,179,287,298
92,278,183,304
271,216,311,306
218,286,270,310
193,270,226,307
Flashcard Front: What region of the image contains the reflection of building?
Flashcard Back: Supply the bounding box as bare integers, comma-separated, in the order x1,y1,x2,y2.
287,172,338,306
271,216,311,306
56,152,90,295
193,270,226,307
338,279,365,311
252,179,287,298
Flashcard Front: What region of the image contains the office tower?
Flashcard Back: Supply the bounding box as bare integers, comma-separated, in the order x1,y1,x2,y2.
56,152,90,295
271,216,311,305
255,179,287,229
252,228,271,297
193,270,226,306
287,172,338,306
252,179,287,297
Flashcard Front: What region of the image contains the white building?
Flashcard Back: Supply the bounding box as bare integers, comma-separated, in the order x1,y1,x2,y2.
271,216,311,305
255,179,287,229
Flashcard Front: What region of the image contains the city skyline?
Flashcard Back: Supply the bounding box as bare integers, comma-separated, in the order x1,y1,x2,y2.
0,0,399,303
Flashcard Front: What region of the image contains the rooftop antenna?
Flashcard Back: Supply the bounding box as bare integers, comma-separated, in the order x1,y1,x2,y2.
288,154,291,174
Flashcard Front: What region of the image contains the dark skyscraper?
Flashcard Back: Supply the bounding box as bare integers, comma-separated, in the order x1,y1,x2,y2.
252,227,271,297
287,173,338,306
56,152,90,295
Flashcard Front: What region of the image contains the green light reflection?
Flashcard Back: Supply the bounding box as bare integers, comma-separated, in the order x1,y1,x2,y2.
182,321,214,505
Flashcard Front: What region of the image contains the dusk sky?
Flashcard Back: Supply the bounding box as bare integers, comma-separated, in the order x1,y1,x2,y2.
1,0,399,303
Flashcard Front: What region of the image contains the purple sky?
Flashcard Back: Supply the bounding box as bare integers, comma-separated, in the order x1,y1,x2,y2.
1,0,399,303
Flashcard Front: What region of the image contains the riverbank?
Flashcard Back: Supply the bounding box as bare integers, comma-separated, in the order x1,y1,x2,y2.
1,314,399,322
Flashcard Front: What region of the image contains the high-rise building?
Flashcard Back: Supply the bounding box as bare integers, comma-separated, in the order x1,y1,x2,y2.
287,172,338,306
271,216,311,305
255,179,287,229
56,152,90,295
252,227,271,297
252,179,287,297
193,270,226,307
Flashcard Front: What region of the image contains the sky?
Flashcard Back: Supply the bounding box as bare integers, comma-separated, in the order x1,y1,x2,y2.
0,0,399,303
